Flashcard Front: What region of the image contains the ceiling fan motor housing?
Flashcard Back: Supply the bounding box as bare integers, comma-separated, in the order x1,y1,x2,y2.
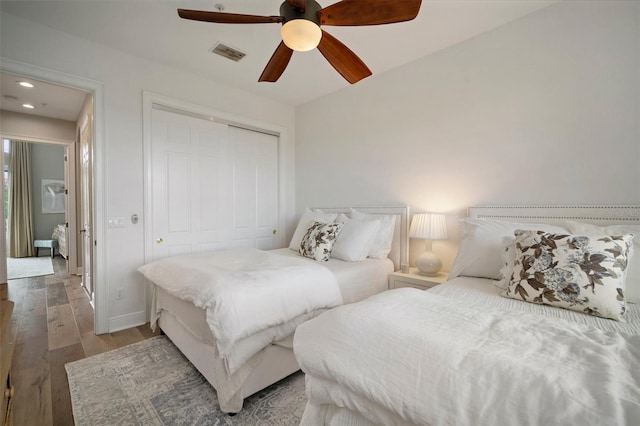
280,0,322,25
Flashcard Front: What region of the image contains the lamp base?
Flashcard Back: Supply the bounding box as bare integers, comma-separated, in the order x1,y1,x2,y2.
415,250,442,276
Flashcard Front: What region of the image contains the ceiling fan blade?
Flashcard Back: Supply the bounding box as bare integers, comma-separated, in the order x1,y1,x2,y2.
259,42,294,83
318,0,422,26
177,9,283,24
316,30,372,84
286,0,307,12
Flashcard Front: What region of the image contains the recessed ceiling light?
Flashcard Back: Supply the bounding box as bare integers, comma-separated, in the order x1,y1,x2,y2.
18,81,34,88
22,103,35,109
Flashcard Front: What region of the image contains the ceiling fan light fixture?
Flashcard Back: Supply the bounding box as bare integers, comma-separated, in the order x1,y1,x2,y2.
280,19,321,52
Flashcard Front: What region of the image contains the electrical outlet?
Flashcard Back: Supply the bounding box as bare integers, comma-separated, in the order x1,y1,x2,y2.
116,287,124,300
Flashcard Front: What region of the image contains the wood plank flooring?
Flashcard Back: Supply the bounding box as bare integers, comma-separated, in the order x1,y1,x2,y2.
8,257,160,425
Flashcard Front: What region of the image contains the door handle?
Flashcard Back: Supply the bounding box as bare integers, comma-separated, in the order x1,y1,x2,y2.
272,229,277,235
156,237,164,244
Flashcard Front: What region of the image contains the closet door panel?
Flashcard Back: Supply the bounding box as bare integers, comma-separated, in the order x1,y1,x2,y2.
150,108,279,260
228,127,278,250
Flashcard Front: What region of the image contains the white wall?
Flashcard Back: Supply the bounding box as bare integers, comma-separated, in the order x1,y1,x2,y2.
31,142,66,241
1,12,296,331
0,110,72,250
0,109,76,142
295,1,640,271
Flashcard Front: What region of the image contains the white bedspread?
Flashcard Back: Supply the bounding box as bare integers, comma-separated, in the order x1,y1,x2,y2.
294,288,640,426
139,248,342,372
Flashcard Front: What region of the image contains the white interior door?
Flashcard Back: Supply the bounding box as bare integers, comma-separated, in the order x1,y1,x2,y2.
63,150,69,273
150,108,278,260
228,126,279,249
80,117,93,300
64,144,78,275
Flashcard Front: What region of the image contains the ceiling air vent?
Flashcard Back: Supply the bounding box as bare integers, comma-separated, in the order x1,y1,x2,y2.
210,42,246,62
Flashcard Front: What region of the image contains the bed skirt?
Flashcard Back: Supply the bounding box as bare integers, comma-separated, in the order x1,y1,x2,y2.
155,288,300,412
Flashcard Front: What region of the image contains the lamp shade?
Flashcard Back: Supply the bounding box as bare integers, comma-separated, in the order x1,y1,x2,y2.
409,213,448,240
281,19,322,52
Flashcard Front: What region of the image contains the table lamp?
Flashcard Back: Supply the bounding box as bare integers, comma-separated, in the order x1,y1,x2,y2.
409,212,448,276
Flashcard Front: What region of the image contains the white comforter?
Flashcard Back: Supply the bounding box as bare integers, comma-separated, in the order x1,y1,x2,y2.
294,288,640,426
139,248,342,372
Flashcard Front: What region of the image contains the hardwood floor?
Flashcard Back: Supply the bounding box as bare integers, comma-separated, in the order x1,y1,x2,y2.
8,257,159,425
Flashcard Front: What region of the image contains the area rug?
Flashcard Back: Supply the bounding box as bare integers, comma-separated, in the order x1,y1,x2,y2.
7,256,54,279
65,336,306,425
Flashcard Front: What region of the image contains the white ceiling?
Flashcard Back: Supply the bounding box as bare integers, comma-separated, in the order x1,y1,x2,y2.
0,72,88,122
0,0,557,120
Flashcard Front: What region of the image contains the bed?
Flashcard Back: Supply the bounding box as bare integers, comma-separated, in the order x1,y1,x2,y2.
294,205,640,425
52,223,67,258
138,205,409,413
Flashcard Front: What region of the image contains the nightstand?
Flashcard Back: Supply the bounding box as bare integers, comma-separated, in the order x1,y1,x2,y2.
389,268,449,290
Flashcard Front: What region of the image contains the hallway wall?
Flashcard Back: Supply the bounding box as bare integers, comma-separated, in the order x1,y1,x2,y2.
31,142,65,241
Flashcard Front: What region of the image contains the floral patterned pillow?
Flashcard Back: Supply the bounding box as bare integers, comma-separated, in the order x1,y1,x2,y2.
502,230,634,321
299,221,344,262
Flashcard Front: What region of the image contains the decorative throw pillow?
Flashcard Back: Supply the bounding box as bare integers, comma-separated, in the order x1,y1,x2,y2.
503,230,634,321
449,219,570,281
299,221,344,262
565,221,640,304
496,243,517,290
288,208,338,251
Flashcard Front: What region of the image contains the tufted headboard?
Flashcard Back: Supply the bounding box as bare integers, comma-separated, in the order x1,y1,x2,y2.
469,205,640,227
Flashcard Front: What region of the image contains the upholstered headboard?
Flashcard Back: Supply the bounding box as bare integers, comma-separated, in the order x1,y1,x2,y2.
469,205,640,226
314,206,410,271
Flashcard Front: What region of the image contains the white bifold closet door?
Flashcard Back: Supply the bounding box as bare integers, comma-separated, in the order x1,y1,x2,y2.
150,108,278,261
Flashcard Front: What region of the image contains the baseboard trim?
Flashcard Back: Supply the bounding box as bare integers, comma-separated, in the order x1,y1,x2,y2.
108,311,146,333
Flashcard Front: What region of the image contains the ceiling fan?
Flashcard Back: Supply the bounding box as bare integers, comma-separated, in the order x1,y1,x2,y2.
178,0,422,84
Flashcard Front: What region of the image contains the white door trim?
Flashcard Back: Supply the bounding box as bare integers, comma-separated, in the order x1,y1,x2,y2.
0,134,78,275
0,134,73,145
66,144,78,275
142,91,289,318
0,57,108,334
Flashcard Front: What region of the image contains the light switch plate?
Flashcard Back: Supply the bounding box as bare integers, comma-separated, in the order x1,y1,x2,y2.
107,216,125,228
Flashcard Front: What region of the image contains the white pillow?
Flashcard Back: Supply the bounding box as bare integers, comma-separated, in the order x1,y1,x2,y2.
331,214,381,262
289,208,338,251
350,209,396,259
449,219,569,281
565,221,640,303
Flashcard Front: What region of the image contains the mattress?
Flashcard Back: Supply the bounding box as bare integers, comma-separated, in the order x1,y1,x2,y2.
297,276,640,426
270,248,394,304
431,276,640,334
153,248,393,352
